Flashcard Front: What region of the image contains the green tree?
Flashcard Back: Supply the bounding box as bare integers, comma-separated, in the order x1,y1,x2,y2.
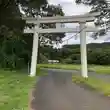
54,43,110,65
75,0,110,38
0,0,47,31
76,0,110,25
0,0,65,69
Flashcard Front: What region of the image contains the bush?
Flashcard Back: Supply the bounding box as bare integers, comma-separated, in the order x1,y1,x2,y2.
73,60,81,64
62,58,73,64
88,50,110,65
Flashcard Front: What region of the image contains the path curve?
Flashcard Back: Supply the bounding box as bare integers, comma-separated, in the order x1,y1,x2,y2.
30,69,110,110
41,68,110,82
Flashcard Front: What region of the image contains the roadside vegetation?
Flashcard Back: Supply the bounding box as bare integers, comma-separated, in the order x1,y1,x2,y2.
0,70,35,110
72,75,110,97
38,64,110,74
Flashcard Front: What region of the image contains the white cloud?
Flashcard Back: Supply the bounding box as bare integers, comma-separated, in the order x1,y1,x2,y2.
48,0,91,15
48,0,110,47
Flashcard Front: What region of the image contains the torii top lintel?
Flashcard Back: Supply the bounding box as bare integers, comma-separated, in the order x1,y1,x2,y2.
22,12,100,24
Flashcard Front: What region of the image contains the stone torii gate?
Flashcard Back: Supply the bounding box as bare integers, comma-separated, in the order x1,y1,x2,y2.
22,12,100,78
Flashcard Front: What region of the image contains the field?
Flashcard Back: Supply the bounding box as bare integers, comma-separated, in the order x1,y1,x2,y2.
38,64,110,74
0,70,35,110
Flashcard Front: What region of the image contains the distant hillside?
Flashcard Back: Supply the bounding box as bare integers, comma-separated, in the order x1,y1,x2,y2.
88,42,110,49
63,42,110,49
60,42,110,65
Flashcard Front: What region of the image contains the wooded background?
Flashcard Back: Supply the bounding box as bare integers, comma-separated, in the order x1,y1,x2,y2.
0,0,110,70
41,43,110,65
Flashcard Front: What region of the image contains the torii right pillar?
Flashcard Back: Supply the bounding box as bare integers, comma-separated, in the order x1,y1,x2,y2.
80,22,88,78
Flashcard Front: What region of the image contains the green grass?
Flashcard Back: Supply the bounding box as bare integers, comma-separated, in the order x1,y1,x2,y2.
38,64,110,74
72,75,110,97
89,65,110,74
38,64,81,70
36,67,48,76
0,70,36,110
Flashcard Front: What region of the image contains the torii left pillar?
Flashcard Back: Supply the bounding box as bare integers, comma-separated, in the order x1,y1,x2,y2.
29,24,39,77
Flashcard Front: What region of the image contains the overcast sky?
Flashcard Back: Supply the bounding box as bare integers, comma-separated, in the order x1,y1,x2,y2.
48,0,110,47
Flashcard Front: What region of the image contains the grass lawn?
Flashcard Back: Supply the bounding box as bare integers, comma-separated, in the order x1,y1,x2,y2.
38,64,110,74
72,75,110,97
0,70,36,110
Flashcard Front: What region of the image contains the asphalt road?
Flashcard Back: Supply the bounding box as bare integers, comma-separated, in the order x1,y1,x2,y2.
31,69,110,110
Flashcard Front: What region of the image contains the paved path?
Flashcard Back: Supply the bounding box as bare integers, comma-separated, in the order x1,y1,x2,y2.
41,68,110,83
30,69,110,110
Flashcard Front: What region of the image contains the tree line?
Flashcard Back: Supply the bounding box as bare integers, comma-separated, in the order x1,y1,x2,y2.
40,43,110,65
